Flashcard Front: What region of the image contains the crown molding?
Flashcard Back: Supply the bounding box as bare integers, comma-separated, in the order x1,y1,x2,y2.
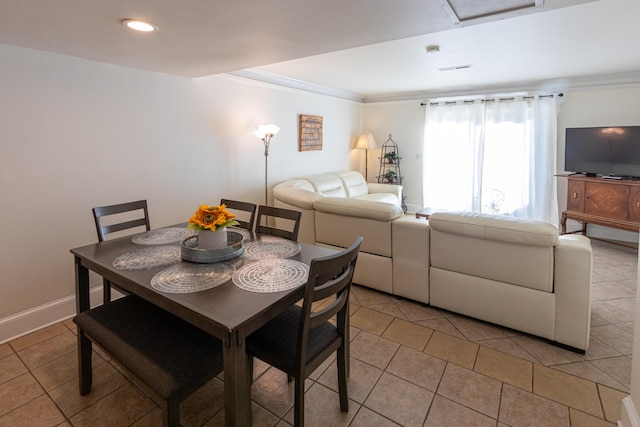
225,69,364,102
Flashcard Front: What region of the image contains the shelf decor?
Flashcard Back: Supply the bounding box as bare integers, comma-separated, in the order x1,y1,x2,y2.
377,134,407,212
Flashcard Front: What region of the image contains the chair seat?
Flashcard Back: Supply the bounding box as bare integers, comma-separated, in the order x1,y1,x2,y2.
73,295,223,400
246,305,340,372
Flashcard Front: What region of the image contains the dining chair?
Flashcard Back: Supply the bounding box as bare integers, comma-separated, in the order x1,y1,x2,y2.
92,200,150,302
73,294,224,427
220,198,257,231
246,236,363,427
255,205,302,241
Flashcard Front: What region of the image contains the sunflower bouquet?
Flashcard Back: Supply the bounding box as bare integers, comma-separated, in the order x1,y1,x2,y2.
187,204,239,232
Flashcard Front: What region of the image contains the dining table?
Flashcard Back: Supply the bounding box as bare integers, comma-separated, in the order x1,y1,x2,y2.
70,223,336,426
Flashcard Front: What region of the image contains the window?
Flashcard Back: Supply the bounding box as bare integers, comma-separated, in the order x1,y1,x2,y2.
423,95,560,224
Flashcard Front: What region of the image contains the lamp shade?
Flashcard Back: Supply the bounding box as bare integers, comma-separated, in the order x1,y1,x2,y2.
254,124,280,140
356,133,377,150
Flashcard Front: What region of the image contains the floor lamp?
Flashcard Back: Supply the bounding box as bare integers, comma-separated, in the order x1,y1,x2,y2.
356,133,377,182
254,124,280,205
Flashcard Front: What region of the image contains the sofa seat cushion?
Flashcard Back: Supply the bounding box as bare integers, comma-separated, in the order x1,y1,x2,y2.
356,193,400,205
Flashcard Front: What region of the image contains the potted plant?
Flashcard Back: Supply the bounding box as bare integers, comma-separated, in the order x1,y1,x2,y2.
383,170,396,183
383,151,397,164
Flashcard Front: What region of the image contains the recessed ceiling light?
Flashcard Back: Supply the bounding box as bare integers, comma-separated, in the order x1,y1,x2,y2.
438,64,472,71
122,19,159,32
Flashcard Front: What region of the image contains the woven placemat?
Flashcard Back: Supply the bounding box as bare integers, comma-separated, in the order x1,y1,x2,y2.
151,262,235,293
233,259,309,293
112,246,181,271
132,228,196,245
241,236,301,261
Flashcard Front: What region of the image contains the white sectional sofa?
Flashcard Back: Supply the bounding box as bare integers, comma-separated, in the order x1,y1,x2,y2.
273,171,592,352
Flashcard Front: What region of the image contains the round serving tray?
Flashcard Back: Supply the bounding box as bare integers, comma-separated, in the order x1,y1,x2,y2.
181,230,244,263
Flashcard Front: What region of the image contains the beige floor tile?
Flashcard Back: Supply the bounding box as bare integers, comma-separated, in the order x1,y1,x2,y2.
9,323,69,352
69,383,155,427
554,361,628,393
350,406,402,426
510,335,583,366
598,384,628,423
474,346,533,391
385,346,446,392
250,366,307,418
590,356,632,389
617,321,635,335
49,361,128,417
591,299,636,324
367,303,409,320
424,331,479,369
364,372,433,427
350,331,400,369
0,352,28,385
414,318,467,339
591,324,634,355
0,373,44,417
448,316,507,341
381,318,433,350
350,307,394,335
499,383,570,427
130,407,163,427
318,357,383,404
583,335,624,361
569,408,617,427
533,364,602,418
437,364,502,419
32,348,105,392
394,299,445,321
0,344,13,359
283,382,358,427
179,378,225,427
17,330,76,370
475,337,540,364
351,285,396,306
0,394,65,426
425,395,496,427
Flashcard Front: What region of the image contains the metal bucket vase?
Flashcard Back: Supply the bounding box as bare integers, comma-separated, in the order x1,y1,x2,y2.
198,227,227,250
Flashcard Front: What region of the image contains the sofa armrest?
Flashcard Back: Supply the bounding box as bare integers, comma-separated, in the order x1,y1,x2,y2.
368,183,403,199
553,234,592,351
313,197,403,221
273,187,323,210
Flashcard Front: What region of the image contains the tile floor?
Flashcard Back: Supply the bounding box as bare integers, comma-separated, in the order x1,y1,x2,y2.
0,239,636,426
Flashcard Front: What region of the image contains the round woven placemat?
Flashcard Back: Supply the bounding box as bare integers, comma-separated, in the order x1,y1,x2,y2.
241,237,301,261
150,262,235,293
132,228,196,245
112,246,181,271
233,259,309,293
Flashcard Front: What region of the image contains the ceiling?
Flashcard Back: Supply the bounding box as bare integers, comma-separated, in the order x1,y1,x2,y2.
1,0,639,102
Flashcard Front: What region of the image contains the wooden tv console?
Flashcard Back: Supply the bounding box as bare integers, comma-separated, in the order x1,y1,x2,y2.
560,175,640,235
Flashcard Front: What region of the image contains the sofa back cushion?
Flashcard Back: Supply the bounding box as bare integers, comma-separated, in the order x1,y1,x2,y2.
306,174,347,197
335,171,369,199
429,212,558,292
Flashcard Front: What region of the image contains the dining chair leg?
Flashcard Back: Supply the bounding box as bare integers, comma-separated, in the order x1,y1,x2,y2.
77,330,93,395
102,278,112,304
163,399,180,427
337,343,349,411
294,378,305,427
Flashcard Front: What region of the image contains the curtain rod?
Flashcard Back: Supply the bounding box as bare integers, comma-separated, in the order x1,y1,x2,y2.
420,93,563,106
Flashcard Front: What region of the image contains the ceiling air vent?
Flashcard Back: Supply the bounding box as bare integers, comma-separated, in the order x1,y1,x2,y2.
438,65,472,72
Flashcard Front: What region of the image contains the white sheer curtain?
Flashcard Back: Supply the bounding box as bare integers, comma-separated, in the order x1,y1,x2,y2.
423,95,560,224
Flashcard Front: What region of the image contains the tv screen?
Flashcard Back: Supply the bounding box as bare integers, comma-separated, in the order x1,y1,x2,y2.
565,126,640,178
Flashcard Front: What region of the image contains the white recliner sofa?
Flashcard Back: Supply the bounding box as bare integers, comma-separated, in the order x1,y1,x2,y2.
273,172,592,351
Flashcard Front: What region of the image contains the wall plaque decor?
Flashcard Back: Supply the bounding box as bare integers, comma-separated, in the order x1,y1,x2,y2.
298,114,323,151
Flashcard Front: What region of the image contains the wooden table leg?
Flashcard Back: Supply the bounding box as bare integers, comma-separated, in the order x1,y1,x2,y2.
223,331,252,427
74,256,93,395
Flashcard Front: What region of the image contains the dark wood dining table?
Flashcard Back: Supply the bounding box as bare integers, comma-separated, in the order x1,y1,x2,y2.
70,224,336,426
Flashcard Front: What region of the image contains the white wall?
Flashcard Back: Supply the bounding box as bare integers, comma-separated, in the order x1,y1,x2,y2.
0,44,361,342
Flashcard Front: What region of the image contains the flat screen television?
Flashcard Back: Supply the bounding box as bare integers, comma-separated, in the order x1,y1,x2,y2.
565,126,640,179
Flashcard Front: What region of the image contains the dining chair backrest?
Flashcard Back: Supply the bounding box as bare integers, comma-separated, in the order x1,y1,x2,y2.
92,200,150,242
220,199,257,231
255,205,302,241
92,200,150,302
246,236,363,426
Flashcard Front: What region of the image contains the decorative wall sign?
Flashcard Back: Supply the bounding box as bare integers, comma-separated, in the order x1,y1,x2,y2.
298,114,323,151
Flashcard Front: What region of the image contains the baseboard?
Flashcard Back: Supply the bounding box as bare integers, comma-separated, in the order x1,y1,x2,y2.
0,286,107,344
620,396,640,427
